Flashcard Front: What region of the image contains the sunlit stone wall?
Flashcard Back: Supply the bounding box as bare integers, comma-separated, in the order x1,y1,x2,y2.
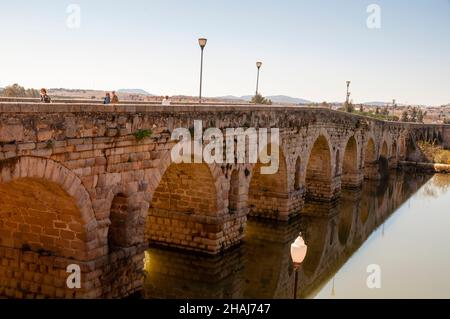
0,102,447,298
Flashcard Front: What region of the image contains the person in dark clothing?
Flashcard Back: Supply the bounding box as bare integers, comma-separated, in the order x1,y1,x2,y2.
40,88,51,103
103,92,111,104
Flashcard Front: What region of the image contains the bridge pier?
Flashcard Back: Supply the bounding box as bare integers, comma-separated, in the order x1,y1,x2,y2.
341,171,364,189
248,188,305,221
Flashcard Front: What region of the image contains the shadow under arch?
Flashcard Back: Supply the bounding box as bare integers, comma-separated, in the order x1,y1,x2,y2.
247,144,292,220
146,161,227,254
305,135,334,201
342,135,361,188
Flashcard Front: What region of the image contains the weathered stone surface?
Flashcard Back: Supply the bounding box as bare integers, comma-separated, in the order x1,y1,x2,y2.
0,102,448,298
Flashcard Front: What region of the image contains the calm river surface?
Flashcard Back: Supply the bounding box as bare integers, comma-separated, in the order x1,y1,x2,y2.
142,172,450,299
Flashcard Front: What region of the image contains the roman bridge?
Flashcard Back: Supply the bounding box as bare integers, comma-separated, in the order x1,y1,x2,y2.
0,101,449,298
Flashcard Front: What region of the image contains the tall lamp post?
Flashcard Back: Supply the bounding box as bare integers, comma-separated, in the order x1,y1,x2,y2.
198,38,208,103
290,233,308,299
255,61,262,95
345,81,351,106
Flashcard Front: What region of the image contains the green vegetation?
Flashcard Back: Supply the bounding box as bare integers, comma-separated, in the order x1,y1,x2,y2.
339,106,399,121
133,129,153,142
251,93,272,105
45,140,55,149
400,107,427,123
352,110,399,121
1,83,40,98
417,141,450,165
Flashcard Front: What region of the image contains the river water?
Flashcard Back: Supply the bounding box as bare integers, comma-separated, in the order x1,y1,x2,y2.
142,172,450,299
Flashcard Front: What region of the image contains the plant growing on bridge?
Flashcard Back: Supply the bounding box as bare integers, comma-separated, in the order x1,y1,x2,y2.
45,140,54,149
133,129,153,142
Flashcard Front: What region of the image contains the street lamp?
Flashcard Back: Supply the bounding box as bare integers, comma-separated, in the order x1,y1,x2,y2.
255,61,262,95
198,38,208,103
290,233,308,299
345,81,351,105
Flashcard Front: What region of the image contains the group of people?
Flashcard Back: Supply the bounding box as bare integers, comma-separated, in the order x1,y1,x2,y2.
103,91,119,104
38,88,172,106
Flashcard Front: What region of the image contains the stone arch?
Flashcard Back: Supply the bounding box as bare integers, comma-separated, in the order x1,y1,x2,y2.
342,135,361,188
391,140,398,159
149,162,219,215
390,139,399,168
228,169,240,214
108,193,129,250
305,135,334,201
380,141,389,159
146,150,227,214
146,159,232,253
294,156,301,191
335,149,340,177
248,144,290,219
364,137,378,180
0,156,105,299
399,136,407,160
379,141,390,179
0,156,99,260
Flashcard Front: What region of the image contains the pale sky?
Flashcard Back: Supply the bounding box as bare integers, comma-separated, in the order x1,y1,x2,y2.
0,0,449,105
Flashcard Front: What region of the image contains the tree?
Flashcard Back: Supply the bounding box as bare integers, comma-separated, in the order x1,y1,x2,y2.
2,83,39,98
410,107,418,123
359,104,364,112
345,101,354,113
251,93,272,105
401,111,409,122
417,110,424,123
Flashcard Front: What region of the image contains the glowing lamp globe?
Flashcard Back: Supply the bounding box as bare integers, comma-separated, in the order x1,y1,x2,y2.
198,38,208,49
290,234,308,265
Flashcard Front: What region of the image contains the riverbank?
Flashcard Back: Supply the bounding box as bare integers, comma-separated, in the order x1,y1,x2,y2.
399,161,450,174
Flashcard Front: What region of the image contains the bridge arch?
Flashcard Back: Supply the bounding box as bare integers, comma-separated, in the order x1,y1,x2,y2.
380,140,389,159
0,157,99,256
294,156,302,191
304,134,334,201
248,144,290,219
378,141,390,179
0,156,105,298
146,159,229,253
364,137,377,179
341,135,361,188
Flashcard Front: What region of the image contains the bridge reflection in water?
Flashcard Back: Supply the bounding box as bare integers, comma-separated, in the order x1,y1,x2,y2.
142,172,432,299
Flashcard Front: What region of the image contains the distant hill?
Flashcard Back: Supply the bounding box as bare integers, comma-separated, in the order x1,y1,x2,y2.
217,94,312,104
117,89,153,96
265,95,312,104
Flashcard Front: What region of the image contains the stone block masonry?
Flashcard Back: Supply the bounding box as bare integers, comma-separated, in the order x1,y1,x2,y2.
0,101,448,298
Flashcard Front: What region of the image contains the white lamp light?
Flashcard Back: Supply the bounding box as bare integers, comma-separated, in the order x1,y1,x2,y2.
290,233,308,265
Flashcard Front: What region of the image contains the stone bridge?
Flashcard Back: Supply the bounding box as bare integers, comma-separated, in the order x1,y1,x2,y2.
142,172,431,298
0,101,448,298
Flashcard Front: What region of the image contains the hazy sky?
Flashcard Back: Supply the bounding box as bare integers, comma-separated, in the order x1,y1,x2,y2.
0,0,449,105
